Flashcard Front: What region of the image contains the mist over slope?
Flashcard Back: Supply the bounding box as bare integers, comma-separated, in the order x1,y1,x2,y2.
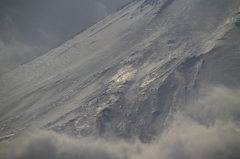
1,0,240,158
0,0,132,76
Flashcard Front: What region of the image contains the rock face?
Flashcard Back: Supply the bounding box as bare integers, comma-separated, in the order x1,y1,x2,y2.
0,0,240,142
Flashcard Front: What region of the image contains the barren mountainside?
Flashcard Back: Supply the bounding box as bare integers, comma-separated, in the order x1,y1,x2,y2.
1,0,240,146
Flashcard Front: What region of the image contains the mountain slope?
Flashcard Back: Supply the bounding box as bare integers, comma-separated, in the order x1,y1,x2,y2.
0,0,240,143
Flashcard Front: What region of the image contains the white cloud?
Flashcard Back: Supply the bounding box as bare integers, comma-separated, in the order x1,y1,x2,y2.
1,86,240,159
95,2,108,21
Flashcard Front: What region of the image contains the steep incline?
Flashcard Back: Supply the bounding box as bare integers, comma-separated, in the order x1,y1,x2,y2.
1,0,240,142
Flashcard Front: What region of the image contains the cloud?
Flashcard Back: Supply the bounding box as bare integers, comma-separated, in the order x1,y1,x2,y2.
95,2,109,21
0,38,46,76
185,86,240,126
0,131,122,159
0,0,133,76
1,86,240,159
157,113,240,159
157,86,240,159
0,10,47,76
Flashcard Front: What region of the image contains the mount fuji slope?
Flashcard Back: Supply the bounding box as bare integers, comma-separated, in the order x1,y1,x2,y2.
1,0,240,144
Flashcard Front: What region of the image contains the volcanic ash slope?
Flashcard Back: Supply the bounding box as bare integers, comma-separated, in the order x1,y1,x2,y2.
0,0,240,143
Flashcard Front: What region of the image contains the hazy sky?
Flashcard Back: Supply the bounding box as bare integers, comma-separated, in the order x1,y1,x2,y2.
0,0,132,76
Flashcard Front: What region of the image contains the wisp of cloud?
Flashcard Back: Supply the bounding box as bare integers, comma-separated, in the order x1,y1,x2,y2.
1,86,240,159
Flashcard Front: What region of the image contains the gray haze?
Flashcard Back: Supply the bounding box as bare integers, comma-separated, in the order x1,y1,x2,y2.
0,0,132,76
